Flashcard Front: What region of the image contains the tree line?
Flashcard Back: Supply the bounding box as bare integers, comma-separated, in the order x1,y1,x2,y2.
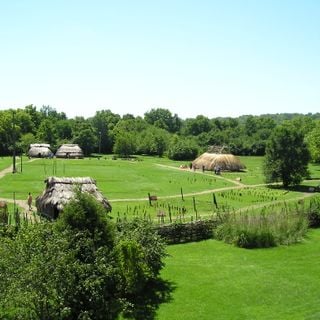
1,105,320,162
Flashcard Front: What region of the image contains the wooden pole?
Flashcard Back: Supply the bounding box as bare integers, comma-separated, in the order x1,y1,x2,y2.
193,196,197,220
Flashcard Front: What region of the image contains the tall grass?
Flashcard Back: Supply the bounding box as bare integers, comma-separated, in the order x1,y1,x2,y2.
216,202,309,248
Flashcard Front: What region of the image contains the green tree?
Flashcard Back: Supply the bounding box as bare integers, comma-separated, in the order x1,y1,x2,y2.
91,110,121,153
264,123,310,187
137,126,169,156
306,121,320,163
182,115,212,136
73,126,97,156
144,108,181,133
18,133,36,154
167,136,199,160
0,192,167,319
113,132,136,157
36,119,57,145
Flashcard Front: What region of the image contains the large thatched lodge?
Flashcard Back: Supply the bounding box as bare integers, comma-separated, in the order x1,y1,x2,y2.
36,177,111,219
55,144,84,159
28,144,53,158
192,152,245,171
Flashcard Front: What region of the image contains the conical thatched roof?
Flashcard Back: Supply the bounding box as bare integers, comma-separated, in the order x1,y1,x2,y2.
36,176,112,219
55,144,84,158
28,144,53,158
192,153,245,171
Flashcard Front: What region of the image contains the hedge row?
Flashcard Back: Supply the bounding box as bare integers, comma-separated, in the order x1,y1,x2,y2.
155,219,218,244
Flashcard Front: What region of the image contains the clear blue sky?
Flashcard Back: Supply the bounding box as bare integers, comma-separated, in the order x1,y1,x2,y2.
0,0,319,119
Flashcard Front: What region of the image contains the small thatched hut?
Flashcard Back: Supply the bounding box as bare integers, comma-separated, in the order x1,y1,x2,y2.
192,153,245,171
55,144,84,159
36,177,112,219
28,144,53,158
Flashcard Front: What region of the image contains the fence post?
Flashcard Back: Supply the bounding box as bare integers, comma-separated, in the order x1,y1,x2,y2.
180,187,184,201
193,196,197,220
212,193,218,210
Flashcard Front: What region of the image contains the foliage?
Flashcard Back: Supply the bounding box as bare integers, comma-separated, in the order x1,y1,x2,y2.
113,131,136,157
0,104,320,157
91,109,121,153
306,121,320,163
167,136,199,160
117,218,166,277
0,192,168,319
156,220,218,244
137,126,169,156
264,123,310,187
18,132,36,154
144,108,181,133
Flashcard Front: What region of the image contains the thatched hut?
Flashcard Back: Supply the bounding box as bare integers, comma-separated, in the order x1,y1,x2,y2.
55,144,84,159
36,177,112,219
28,144,53,158
192,153,245,171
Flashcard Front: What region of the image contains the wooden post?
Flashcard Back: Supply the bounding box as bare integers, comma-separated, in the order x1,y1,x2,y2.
180,187,184,201
148,193,152,206
193,196,197,220
212,193,218,210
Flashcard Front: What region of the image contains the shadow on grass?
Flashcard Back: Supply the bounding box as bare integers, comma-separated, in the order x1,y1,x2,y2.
123,278,176,320
266,184,320,193
287,185,320,193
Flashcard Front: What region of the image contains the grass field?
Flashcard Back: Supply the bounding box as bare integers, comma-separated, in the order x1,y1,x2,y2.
1,155,320,319
0,157,13,171
156,228,320,320
0,155,320,221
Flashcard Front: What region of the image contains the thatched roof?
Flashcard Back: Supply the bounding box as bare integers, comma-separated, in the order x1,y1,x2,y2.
192,153,246,171
28,144,53,158
36,176,111,219
55,144,84,158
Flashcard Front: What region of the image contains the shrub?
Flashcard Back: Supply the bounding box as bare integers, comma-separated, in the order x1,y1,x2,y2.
156,220,218,244
0,194,168,319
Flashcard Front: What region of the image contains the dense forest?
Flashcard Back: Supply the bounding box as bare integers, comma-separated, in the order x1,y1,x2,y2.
1,105,320,161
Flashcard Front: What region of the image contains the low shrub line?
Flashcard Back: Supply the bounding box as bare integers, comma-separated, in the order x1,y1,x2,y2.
153,196,320,248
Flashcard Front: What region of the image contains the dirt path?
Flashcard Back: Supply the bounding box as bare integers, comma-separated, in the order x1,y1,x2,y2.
0,164,14,179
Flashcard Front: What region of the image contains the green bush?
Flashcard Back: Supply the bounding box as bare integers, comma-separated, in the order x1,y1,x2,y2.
156,220,218,244
0,194,168,319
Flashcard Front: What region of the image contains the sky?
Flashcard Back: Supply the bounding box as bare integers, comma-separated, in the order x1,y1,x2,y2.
0,0,319,120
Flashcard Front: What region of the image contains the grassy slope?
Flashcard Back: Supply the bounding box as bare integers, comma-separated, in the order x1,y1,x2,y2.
157,228,320,320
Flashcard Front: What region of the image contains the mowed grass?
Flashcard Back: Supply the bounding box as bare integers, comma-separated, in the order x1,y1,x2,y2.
1,156,320,219
157,228,320,320
223,156,266,185
0,157,13,171
0,156,233,201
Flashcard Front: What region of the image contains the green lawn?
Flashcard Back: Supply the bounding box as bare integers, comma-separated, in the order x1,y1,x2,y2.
0,157,13,171
1,155,320,319
1,156,320,219
157,228,320,320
